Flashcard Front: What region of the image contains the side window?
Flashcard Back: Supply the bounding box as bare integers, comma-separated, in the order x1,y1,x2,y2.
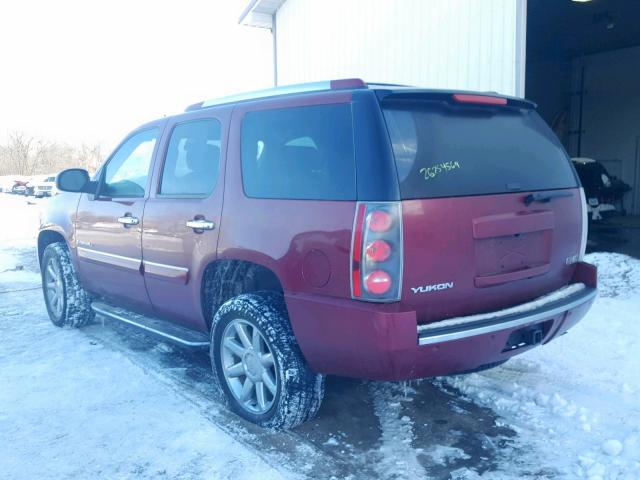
160,119,221,196
241,103,356,200
102,128,159,198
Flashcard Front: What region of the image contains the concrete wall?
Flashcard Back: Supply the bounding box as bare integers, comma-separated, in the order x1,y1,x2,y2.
569,46,640,214
274,0,525,97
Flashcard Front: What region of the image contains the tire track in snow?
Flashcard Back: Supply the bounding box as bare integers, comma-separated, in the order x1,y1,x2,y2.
84,320,380,480
370,382,426,479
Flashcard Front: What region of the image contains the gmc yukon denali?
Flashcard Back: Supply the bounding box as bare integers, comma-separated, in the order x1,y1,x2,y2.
39,79,597,429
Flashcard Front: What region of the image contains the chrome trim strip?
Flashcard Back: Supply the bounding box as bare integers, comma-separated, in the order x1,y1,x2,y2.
143,260,189,284
91,303,209,348
418,288,597,346
77,247,140,272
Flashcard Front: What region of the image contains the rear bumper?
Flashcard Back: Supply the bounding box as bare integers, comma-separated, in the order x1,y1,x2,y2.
286,262,597,381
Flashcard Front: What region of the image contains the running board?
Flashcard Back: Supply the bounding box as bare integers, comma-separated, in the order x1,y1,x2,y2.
91,301,210,348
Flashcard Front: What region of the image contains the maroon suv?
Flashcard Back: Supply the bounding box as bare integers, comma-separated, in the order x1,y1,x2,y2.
39,79,597,429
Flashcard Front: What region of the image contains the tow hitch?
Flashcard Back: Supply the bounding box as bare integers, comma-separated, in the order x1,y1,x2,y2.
502,321,552,352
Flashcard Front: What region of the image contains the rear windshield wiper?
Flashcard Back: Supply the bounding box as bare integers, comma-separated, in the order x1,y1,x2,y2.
523,191,573,206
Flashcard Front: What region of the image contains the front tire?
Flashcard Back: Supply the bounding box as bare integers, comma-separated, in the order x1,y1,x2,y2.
210,292,325,429
41,242,94,328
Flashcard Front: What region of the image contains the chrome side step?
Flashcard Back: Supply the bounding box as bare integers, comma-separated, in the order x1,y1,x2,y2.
91,301,210,348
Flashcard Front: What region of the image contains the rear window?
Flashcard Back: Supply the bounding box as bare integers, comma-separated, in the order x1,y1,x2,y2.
241,103,356,200
382,100,578,199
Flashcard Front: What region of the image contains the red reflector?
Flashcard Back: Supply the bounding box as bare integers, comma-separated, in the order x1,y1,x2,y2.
351,204,367,297
368,210,393,233
364,270,392,295
365,240,391,262
452,94,507,106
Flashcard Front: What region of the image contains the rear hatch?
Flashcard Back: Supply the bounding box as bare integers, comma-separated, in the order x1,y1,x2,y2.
379,91,584,324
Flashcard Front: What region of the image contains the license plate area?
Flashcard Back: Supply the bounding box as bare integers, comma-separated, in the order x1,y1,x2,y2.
502,320,553,353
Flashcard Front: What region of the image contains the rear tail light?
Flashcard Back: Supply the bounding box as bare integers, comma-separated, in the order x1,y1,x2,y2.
452,93,508,106
579,188,588,259
365,239,391,262
351,202,403,302
364,270,392,295
368,210,393,232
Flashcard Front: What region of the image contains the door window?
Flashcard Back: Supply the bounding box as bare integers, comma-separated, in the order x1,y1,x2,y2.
160,119,222,197
241,103,356,200
101,128,159,198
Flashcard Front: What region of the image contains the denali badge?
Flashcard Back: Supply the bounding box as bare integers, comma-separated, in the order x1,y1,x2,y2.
411,282,454,294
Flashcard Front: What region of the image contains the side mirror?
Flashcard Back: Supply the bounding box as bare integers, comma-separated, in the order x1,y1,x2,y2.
56,168,93,193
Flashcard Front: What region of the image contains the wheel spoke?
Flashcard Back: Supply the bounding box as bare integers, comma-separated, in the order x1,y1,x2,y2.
226,362,245,378
255,382,267,409
235,323,252,349
51,261,61,278
47,264,56,280
252,327,261,351
224,338,246,358
260,353,274,367
262,370,277,395
240,378,254,402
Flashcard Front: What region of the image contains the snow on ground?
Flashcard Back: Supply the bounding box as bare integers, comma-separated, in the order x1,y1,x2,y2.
0,195,290,480
444,252,640,479
1,192,639,480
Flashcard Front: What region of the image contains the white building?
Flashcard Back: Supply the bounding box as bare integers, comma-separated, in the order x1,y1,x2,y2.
240,0,640,215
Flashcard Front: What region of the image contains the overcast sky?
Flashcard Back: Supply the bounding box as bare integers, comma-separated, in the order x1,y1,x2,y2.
0,0,273,153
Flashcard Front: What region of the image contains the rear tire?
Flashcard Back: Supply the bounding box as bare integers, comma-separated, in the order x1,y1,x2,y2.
41,242,94,328
210,292,325,430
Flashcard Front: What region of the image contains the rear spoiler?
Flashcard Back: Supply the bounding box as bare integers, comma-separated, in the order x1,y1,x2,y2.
375,88,537,110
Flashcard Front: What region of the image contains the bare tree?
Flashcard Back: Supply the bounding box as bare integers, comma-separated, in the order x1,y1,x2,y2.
1,132,34,175
0,131,104,176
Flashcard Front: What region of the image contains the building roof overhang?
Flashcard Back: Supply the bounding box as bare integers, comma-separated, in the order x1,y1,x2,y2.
238,0,286,28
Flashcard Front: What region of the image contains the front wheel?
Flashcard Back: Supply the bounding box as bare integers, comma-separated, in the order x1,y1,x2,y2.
41,242,94,328
210,292,325,429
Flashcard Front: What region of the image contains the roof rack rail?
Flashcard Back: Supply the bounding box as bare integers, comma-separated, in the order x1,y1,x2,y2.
186,78,366,111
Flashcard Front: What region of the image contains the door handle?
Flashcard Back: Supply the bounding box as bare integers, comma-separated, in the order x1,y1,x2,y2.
117,215,139,226
186,219,215,232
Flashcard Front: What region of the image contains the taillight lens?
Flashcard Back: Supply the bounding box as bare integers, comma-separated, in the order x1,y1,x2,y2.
351,202,403,302
365,239,391,262
364,270,392,295
368,210,393,232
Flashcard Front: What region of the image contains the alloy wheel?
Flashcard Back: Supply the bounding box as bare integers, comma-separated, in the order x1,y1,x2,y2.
220,319,278,414
44,258,64,318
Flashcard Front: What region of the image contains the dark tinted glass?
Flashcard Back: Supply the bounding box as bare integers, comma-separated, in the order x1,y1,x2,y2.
241,103,356,200
382,101,578,199
160,119,221,196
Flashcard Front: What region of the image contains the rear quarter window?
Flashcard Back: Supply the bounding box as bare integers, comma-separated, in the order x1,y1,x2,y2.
382,100,578,199
241,103,356,200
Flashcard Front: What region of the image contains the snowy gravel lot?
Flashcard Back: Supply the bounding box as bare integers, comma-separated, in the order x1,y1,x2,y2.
1,193,639,480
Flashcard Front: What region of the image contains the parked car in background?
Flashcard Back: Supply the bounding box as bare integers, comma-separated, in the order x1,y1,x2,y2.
572,157,632,221
34,176,57,198
11,181,28,195
40,79,597,429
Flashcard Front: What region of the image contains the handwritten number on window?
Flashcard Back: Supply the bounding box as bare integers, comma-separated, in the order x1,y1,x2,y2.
419,161,461,180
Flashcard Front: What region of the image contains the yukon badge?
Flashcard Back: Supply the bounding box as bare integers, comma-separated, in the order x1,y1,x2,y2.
411,282,454,294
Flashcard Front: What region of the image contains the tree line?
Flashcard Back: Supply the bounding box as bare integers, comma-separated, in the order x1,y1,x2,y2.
0,131,103,176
